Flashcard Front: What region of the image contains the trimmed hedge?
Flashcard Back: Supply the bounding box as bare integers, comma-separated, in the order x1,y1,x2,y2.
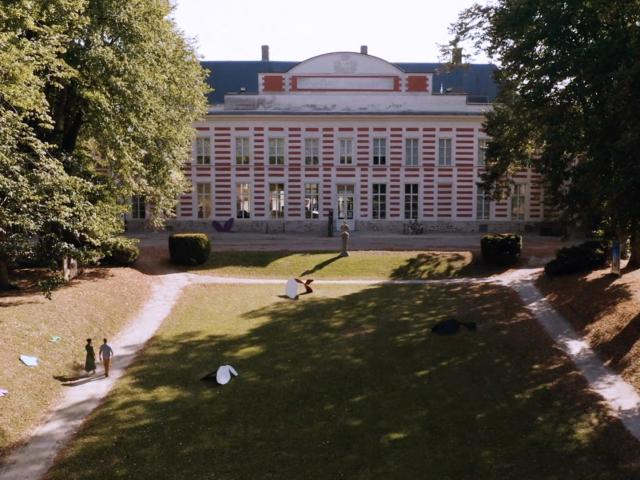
101,237,140,267
544,240,608,276
480,234,522,266
169,233,210,265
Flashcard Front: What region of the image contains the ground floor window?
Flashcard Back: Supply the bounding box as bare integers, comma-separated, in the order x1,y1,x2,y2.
511,184,526,221
372,183,387,220
336,184,354,220
131,195,145,219
404,184,419,220
476,186,491,220
269,183,285,218
196,183,212,219
305,183,320,219
236,183,251,219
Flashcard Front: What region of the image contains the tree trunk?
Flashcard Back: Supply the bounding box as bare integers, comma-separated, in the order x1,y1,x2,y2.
627,231,640,270
62,256,79,281
0,258,12,290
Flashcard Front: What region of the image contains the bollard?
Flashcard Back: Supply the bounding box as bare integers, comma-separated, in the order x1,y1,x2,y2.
328,209,334,237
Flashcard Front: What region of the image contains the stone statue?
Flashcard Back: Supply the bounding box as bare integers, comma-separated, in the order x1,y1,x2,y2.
339,222,350,257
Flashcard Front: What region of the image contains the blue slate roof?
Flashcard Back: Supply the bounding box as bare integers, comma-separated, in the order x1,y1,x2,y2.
200,60,498,105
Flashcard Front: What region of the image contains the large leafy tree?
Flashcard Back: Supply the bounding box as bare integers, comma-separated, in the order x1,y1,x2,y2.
450,1,640,268
0,0,208,288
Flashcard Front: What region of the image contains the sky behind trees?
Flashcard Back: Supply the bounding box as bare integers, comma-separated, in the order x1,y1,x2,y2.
171,0,489,63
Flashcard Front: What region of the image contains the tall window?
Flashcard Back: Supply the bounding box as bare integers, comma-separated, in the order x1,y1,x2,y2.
236,183,251,218
404,184,419,220
511,184,526,221
269,183,285,218
196,138,211,165
304,183,319,219
405,138,419,166
339,138,353,165
235,137,251,165
373,138,387,165
372,183,387,219
268,138,285,165
131,195,145,219
438,138,452,166
337,184,354,220
478,139,488,166
196,183,212,218
476,186,491,220
304,138,320,165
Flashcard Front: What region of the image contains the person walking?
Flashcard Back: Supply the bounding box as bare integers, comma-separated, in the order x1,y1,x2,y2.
99,338,114,377
84,339,96,375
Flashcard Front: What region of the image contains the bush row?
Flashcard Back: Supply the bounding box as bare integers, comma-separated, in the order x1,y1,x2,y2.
101,237,140,267
481,234,522,266
544,240,608,276
168,233,210,265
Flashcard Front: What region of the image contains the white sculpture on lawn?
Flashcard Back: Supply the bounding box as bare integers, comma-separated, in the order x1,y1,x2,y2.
216,365,238,385
285,278,298,299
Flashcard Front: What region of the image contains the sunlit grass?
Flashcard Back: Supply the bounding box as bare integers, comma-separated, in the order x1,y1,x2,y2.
47,283,639,479
193,250,491,279
0,268,152,454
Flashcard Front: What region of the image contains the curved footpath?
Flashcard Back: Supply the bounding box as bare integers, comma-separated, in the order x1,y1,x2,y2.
1,269,639,479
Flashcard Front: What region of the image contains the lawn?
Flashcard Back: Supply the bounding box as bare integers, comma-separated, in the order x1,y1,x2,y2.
46,282,639,479
192,250,496,279
0,267,152,456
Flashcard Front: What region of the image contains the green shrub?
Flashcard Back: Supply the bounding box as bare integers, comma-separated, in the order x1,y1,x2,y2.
101,237,140,267
544,240,608,276
169,233,210,265
480,234,522,266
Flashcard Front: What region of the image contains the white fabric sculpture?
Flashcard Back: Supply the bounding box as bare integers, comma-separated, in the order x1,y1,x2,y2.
216,365,238,385
285,278,298,299
20,355,39,367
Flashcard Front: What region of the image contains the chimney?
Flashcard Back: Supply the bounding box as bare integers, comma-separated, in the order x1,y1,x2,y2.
360,45,368,55
261,45,269,61
451,47,463,65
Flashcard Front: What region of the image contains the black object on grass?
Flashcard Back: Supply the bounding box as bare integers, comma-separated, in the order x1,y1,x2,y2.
431,318,477,335
201,371,217,382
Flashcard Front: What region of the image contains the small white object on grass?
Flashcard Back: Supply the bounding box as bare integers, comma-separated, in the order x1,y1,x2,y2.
216,365,238,385
0,388,8,397
285,278,298,299
20,355,39,367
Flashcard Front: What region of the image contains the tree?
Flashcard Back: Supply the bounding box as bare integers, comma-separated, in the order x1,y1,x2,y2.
0,0,208,289
449,1,640,268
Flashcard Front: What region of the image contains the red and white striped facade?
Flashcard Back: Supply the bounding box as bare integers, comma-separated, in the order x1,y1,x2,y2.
170,52,546,233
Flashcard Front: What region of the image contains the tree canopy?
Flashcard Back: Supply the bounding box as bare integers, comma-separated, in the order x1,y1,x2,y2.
0,0,208,287
450,1,640,266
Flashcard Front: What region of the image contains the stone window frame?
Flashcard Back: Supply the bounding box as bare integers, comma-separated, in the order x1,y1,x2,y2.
437,137,453,167
268,137,286,165
304,137,321,166
337,137,354,165
405,137,420,167
372,137,387,166
236,182,252,219
195,137,211,165
234,136,252,165
196,182,212,219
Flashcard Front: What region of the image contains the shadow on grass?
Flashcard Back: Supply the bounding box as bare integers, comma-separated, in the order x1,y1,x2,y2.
0,268,114,307
537,270,637,371
299,254,343,277
46,283,640,480
389,252,509,280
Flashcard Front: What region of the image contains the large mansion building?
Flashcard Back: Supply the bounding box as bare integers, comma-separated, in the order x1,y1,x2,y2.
131,48,548,233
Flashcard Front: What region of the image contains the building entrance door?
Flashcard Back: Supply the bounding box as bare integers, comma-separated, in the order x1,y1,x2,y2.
336,184,356,230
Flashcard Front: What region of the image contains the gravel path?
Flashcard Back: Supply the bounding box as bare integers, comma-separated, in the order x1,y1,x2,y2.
1,268,639,479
